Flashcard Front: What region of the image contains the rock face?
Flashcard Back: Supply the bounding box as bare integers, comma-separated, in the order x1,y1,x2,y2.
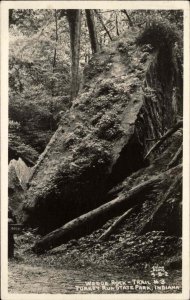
22,27,181,233
9,158,34,190
9,158,33,216
32,129,182,253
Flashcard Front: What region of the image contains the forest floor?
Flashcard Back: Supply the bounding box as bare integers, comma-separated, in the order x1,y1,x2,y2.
8,227,182,294
8,134,182,295
8,256,181,294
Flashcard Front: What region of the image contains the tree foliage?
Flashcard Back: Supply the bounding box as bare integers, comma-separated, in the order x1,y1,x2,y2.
9,9,183,161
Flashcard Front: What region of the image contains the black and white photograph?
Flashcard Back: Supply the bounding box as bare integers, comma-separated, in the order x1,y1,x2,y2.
1,1,190,299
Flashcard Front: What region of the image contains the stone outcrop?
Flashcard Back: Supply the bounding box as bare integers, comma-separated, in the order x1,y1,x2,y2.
22,26,181,233
9,158,33,216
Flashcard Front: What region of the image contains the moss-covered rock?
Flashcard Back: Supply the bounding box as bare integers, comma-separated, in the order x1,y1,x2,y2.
21,26,181,233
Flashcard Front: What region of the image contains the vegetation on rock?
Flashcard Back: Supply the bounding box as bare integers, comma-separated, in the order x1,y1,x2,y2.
21,19,182,234
9,9,183,288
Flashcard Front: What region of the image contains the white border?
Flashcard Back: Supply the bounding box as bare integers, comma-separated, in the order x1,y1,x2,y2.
1,1,189,300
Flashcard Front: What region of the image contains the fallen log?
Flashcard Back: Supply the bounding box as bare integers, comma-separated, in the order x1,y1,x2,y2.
144,121,183,159
98,206,137,241
33,176,161,254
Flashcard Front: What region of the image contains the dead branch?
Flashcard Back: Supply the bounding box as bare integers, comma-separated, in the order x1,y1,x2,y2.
167,145,182,169
144,121,183,159
98,206,137,241
137,172,182,234
146,138,161,142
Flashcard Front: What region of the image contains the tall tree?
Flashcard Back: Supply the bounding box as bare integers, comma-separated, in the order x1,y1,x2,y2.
66,10,81,102
52,10,58,71
85,10,99,54
51,9,59,100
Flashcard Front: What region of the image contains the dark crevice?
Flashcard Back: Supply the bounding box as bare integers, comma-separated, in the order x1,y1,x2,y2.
106,135,149,191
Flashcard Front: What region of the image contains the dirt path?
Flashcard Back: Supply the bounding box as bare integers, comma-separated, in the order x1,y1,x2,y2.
8,261,182,294
9,262,127,294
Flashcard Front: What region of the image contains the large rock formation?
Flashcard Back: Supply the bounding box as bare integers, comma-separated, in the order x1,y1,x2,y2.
22,25,182,233
9,158,34,190
9,158,33,217
32,125,182,253
9,162,24,213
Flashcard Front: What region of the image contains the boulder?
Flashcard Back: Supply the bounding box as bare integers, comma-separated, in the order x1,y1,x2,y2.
8,158,33,217
9,158,34,190
22,27,181,233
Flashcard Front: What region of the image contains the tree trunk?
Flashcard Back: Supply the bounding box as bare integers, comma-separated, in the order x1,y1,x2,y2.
121,10,133,27
33,176,161,253
52,10,58,70
85,10,99,54
51,10,58,97
94,10,112,41
115,12,120,36
67,10,81,102
9,9,14,26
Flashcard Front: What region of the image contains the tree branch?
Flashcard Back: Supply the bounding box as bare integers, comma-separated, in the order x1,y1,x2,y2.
144,121,183,159
98,206,137,241
167,145,182,169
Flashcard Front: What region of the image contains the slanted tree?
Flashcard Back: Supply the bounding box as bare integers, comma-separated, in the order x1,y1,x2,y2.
94,10,113,41
121,10,133,27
